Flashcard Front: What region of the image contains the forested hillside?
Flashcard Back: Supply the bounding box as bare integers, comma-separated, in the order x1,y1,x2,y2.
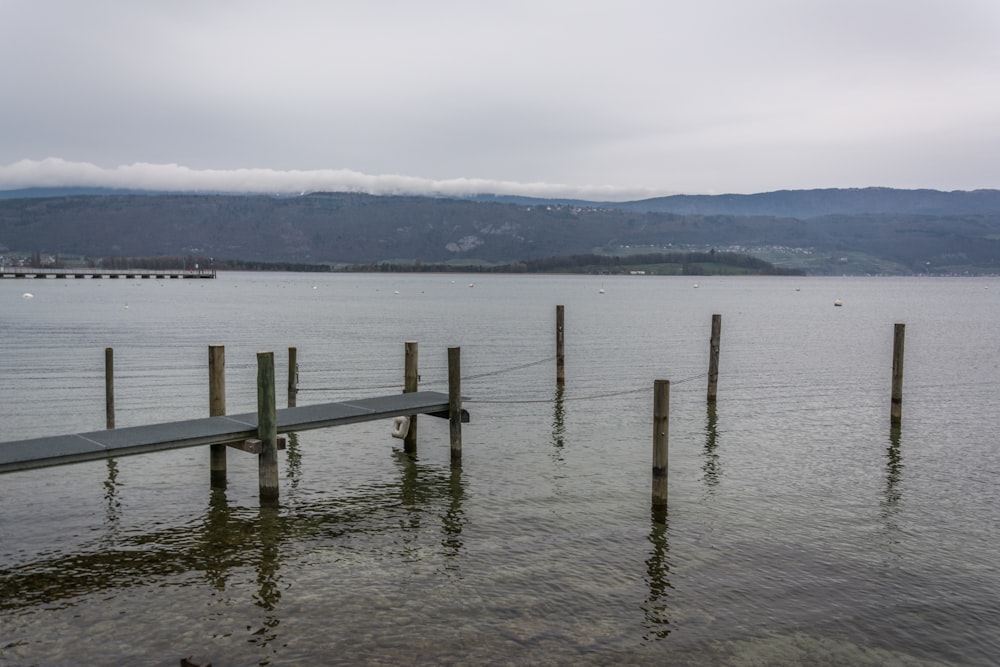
2,189,1000,274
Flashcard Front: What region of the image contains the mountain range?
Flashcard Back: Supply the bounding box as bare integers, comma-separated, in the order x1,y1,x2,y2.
2,187,999,275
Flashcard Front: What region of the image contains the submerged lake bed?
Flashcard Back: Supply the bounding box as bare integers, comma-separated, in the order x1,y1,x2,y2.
2,273,998,665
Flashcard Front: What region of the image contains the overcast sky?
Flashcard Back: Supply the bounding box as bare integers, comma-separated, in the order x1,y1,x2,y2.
1,0,998,199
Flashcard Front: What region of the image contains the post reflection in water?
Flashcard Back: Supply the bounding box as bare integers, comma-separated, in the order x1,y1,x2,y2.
395,450,424,539
285,431,302,489
202,486,234,592
643,504,672,640
103,458,122,530
882,427,904,527
250,503,283,651
702,404,721,488
551,386,566,451
392,449,468,568
441,465,466,568
1,447,469,644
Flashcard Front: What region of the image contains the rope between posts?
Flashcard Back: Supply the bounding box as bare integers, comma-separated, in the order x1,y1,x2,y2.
298,382,402,392
467,386,646,404
462,355,557,382
672,372,709,386
298,355,558,393
466,372,708,405
295,357,707,402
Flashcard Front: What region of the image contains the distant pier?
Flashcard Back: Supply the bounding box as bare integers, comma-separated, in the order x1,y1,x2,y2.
1,267,216,279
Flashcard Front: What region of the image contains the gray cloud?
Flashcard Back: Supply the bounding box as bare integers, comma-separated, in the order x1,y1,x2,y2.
0,158,657,200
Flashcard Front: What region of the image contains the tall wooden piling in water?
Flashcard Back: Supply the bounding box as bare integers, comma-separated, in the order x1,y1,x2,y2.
448,346,462,463
404,341,419,453
707,314,721,403
556,305,565,387
104,347,115,429
209,345,227,487
652,380,670,506
287,346,298,408
257,351,279,502
891,323,905,426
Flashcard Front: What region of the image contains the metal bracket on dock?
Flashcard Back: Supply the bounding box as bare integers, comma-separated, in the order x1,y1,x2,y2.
227,436,288,455
426,408,470,423
180,657,212,667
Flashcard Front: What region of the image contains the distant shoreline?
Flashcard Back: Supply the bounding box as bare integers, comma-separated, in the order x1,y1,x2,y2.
10,251,799,277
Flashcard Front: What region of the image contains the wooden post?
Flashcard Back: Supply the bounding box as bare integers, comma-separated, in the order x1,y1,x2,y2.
556,305,565,387
404,341,419,453
891,323,905,427
707,314,721,403
104,347,115,429
448,346,462,463
287,346,298,408
652,380,669,506
257,351,279,502
209,345,227,487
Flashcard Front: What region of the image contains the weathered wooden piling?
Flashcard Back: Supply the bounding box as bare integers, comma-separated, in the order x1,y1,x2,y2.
287,346,298,408
104,347,115,429
891,323,905,426
556,305,565,387
707,314,721,403
652,379,670,506
209,345,227,487
448,346,462,462
257,351,279,502
404,341,419,453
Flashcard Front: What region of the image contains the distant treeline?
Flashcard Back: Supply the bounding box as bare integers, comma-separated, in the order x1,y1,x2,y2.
95,251,801,276
518,251,803,275
98,256,331,272
213,259,332,272
343,251,804,275
100,255,207,270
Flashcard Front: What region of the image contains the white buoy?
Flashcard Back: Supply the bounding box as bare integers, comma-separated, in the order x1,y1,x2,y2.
391,416,410,439
599,288,605,294
834,299,843,307
21,292,33,299
693,283,699,288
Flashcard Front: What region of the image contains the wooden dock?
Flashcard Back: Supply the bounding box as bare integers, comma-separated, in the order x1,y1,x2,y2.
0,267,216,279
0,391,467,474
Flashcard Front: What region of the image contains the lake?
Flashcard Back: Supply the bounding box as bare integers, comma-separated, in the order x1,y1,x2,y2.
2,272,999,666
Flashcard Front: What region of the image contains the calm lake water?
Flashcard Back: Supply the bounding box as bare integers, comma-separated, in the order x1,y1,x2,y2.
1,272,999,666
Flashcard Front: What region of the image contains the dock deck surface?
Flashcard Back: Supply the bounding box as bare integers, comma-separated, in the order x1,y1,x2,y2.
0,391,457,473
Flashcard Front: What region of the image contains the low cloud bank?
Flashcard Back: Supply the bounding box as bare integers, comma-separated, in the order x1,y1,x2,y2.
0,158,657,202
